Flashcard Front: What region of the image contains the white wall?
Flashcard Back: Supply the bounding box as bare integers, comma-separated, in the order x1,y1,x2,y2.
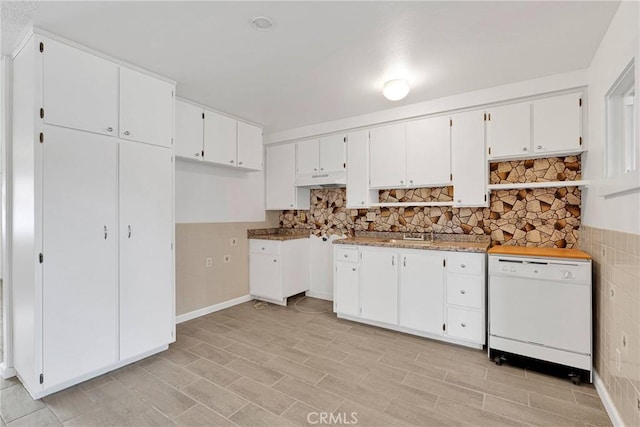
175,159,266,223
582,1,640,234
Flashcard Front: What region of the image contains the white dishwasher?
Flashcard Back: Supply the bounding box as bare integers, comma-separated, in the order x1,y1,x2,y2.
487,247,592,383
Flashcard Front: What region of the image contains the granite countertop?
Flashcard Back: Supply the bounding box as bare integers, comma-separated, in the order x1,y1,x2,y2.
247,228,311,241
333,231,491,253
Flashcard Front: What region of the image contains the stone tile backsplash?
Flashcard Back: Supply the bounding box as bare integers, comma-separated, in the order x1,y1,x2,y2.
279,156,581,247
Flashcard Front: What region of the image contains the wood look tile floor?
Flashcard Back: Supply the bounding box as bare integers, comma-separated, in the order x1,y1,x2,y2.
0,297,611,426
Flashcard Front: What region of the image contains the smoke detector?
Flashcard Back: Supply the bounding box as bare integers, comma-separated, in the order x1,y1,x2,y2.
251,16,273,31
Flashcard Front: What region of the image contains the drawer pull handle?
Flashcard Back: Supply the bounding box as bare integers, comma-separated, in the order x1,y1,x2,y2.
461,264,466,268
460,290,466,294
124,130,130,136
461,323,466,328
344,254,348,258
107,127,113,132
273,259,277,263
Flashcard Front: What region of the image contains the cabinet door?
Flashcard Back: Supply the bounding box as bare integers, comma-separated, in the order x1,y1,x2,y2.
319,134,346,173
266,144,296,209
360,250,398,325
249,253,282,301
335,262,360,317
406,116,451,186
42,126,118,387
369,123,406,188
175,100,204,160
296,139,320,175
399,252,444,335
119,142,173,360
451,111,487,207
533,93,583,154
346,130,373,208
237,121,263,170
120,67,174,147
486,102,532,159
203,111,238,166
42,38,118,136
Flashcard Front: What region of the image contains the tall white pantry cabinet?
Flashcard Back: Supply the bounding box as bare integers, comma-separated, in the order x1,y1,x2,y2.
11,33,176,398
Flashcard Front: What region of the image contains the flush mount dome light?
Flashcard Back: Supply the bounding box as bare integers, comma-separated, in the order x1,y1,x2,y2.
251,16,273,31
382,79,410,101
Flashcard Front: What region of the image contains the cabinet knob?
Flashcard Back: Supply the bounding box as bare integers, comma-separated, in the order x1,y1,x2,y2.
273,259,277,263
460,290,466,294
314,168,317,171
522,147,527,151
239,161,243,165
195,152,201,157
352,267,357,271
361,201,364,205
400,180,404,184
461,323,466,328
344,254,348,258
230,160,235,164
409,180,413,184
457,199,462,203
537,145,543,150
320,168,324,171
290,204,294,207
124,131,130,136
107,127,113,132
461,264,466,268
261,247,265,251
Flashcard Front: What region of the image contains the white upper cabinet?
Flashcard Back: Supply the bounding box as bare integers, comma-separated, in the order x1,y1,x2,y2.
486,102,532,159
369,123,406,188
346,130,376,208
266,144,310,210
406,116,451,187
203,110,237,166
175,100,204,160
319,135,347,173
42,38,118,136
487,92,583,160
533,92,583,154
296,139,320,175
237,121,263,170
451,111,488,207
120,67,174,148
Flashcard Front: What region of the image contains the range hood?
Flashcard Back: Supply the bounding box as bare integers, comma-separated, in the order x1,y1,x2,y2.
295,170,346,188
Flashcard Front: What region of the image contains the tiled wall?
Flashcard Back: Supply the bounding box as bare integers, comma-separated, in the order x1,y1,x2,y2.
580,226,640,426
175,213,279,316
280,157,582,247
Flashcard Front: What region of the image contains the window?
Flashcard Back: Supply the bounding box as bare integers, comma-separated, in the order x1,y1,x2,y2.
603,60,639,196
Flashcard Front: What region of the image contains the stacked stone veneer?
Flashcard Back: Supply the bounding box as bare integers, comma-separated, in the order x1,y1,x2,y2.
280,156,581,247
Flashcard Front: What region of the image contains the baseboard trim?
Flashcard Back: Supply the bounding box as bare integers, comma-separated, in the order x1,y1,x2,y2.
176,295,253,324
304,290,333,301
593,371,624,427
0,362,16,379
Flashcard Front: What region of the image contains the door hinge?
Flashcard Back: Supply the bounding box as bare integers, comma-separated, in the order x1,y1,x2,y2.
443,259,446,267
39,253,43,264
343,136,347,143
449,119,453,127
450,173,453,181
442,323,446,331
39,373,44,384
171,242,174,250
343,162,346,169
488,147,491,155
40,108,44,119
39,42,44,53
202,112,205,119
484,194,487,202
201,150,204,157
579,136,582,146
488,113,491,121
579,98,582,107
39,133,44,144
483,113,487,121
171,90,174,97
171,137,174,145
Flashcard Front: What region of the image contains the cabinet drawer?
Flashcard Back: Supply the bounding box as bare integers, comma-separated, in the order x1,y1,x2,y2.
446,275,483,309
447,307,483,343
336,247,359,263
446,252,483,275
250,239,282,255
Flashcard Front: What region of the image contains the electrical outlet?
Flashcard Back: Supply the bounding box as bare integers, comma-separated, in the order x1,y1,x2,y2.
616,348,622,372
230,237,238,246
224,255,231,263
205,257,213,268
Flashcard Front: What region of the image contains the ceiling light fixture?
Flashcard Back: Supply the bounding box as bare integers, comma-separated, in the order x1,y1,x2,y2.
251,16,273,31
382,79,410,101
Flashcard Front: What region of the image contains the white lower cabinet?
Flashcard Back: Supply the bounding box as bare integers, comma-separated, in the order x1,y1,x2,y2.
249,239,310,305
399,252,445,335
334,244,486,348
360,249,398,325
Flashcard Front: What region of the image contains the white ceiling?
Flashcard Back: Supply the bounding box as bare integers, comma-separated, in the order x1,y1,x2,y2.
1,1,620,133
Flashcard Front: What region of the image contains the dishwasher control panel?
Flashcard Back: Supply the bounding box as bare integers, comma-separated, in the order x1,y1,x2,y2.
489,255,591,284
